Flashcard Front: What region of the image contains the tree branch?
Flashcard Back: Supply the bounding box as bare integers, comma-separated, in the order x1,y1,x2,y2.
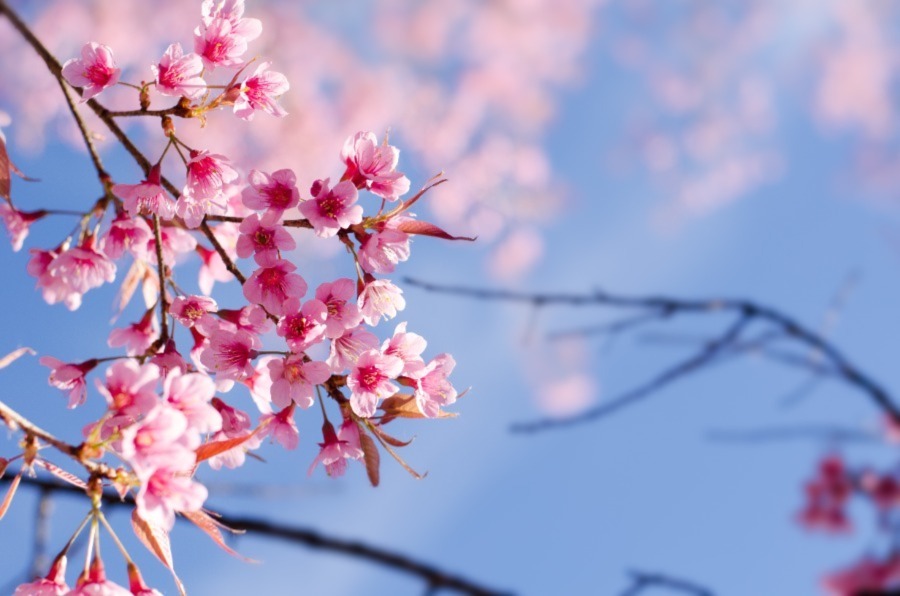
0,475,512,596
404,278,900,430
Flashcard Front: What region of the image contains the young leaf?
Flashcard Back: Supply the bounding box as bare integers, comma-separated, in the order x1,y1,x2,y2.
195,429,260,463
182,509,256,562
34,460,87,489
358,429,381,487
370,425,414,448
395,220,475,241
0,472,21,520
113,260,147,319
131,510,186,596
365,421,426,480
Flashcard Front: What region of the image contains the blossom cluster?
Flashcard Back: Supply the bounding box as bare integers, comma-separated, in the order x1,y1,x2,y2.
0,1,466,593
797,452,900,594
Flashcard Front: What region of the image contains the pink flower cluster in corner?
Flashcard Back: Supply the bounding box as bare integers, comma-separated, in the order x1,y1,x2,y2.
798,455,853,533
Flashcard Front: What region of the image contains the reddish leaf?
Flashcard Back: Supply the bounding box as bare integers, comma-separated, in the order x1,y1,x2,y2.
381,394,457,424
35,460,87,489
131,510,186,596
131,509,187,596
0,347,34,370
195,429,260,463
365,421,426,481
371,425,414,448
182,509,256,562
0,135,10,203
358,429,381,487
395,220,475,241
0,458,7,477
113,260,146,319
0,472,21,520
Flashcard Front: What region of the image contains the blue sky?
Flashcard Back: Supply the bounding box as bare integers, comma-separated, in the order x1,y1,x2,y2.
3,3,900,595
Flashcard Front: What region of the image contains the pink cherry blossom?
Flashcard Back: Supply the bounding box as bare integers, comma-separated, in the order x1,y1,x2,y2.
232,61,289,120
327,327,379,373
61,42,121,101
119,405,197,472
358,228,411,274
347,349,404,417
268,355,331,410
236,211,295,264
67,557,131,596
39,357,97,408
96,361,159,421
13,554,68,595
149,340,189,377
162,370,222,434
28,248,84,311
341,131,411,201
178,150,238,228
0,204,43,252
112,165,176,220
135,463,208,531
411,354,457,418
798,455,853,533
185,150,239,200
315,278,363,339
242,255,307,316
199,328,260,381
201,0,262,42
170,294,218,334
276,297,328,353
207,398,260,470
107,310,158,356
196,244,235,295
259,404,299,450
217,304,272,335
242,168,299,215
358,279,406,326
307,420,364,478
823,555,900,595
127,564,163,596
299,178,362,238
152,43,206,100
382,322,427,376
47,238,116,296
100,213,152,261
194,15,254,71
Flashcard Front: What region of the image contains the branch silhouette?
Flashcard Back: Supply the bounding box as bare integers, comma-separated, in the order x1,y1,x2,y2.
404,278,898,432
1,475,512,596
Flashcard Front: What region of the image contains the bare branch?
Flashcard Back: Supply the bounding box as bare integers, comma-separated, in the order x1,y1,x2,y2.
405,278,900,430
1,476,512,596
620,570,715,596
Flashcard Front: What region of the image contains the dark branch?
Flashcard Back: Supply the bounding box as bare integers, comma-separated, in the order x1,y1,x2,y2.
1,475,511,596
405,278,900,431
620,569,715,596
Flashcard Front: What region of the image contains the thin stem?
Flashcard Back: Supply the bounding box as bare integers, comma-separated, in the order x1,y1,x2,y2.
151,215,170,344
0,399,114,478
53,78,109,188
97,513,133,565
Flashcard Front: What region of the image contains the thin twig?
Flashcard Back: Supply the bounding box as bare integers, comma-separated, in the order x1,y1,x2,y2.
512,315,751,433
620,570,715,596
53,77,108,186
405,278,900,430
0,399,113,478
